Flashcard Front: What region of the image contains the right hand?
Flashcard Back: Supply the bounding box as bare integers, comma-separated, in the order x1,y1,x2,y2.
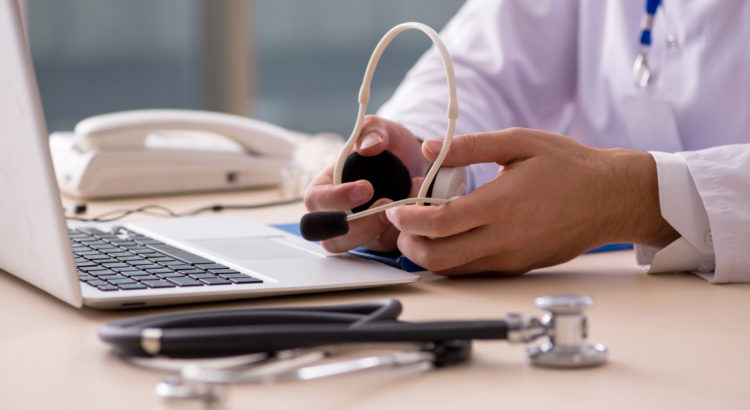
304,115,429,253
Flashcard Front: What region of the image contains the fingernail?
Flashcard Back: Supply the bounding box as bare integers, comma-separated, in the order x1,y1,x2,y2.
359,132,382,150
424,139,444,156
348,183,371,203
385,208,396,224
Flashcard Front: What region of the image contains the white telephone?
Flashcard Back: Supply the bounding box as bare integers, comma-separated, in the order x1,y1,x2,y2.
49,109,309,199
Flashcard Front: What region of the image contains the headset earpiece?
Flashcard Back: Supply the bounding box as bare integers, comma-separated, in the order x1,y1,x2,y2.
426,166,467,200
341,151,412,213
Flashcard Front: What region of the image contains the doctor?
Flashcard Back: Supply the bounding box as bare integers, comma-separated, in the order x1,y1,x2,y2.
304,0,750,283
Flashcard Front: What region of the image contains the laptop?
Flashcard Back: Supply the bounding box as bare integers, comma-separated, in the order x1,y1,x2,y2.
0,0,418,309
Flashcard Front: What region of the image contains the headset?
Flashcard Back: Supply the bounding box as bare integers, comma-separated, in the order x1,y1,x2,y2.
300,22,467,241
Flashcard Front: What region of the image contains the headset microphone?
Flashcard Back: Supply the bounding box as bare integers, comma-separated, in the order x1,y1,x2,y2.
300,197,455,241
301,22,463,242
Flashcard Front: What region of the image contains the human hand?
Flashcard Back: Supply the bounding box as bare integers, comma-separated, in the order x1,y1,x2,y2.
303,115,429,253
385,128,679,275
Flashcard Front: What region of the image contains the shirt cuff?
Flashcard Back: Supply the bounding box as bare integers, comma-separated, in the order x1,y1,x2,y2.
636,151,716,281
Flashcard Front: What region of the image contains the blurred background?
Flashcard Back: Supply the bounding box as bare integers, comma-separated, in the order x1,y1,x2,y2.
26,0,465,137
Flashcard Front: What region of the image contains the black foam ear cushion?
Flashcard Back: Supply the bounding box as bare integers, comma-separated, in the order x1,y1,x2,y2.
342,151,412,213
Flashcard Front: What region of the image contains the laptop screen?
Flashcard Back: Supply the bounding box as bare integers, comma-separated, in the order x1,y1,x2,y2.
0,0,82,307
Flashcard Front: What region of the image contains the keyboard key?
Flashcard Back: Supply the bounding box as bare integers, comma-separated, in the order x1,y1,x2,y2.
129,274,160,281
188,273,218,279
94,247,121,253
167,277,204,287
159,260,187,267
85,254,110,260
117,256,143,262
195,263,230,270
102,262,129,268
128,260,155,266
136,264,164,270
110,240,138,247
135,251,162,258
201,277,233,285
74,250,100,256
98,274,126,281
142,280,177,288
107,252,135,258
87,269,118,276
147,243,215,264
156,272,186,278
120,270,151,277
95,259,121,264
118,283,148,290
168,264,197,271
78,265,107,272
111,266,138,272
87,279,108,286
177,269,206,274
227,276,263,284
96,284,120,291
148,256,178,263
88,243,116,250
146,268,174,274
108,278,137,284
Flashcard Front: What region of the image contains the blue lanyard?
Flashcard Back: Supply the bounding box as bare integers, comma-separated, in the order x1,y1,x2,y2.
639,0,662,47
633,0,662,87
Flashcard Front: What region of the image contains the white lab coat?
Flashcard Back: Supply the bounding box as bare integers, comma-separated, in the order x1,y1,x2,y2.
378,0,750,283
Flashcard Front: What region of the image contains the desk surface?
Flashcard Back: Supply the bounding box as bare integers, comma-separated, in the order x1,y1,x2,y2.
3,189,749,410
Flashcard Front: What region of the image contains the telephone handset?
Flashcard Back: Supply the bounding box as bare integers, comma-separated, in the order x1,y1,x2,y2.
73,109,297,157
49,109,308,199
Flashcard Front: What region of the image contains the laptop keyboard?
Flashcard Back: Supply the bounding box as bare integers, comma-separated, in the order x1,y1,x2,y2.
69,226,263,292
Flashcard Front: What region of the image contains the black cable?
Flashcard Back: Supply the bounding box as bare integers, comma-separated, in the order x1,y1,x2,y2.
64,197,303,223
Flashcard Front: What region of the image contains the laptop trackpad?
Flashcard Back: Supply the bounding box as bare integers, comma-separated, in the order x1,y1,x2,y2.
188,237,312,261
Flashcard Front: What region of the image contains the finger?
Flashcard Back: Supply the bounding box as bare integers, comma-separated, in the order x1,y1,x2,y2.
357,116,428,177
386,182,500,238
304,179,373,211
409,176,424,197
356,115,391,156
396,225,498,273
422,128,542,167
320,198,392,253
362,224,400,252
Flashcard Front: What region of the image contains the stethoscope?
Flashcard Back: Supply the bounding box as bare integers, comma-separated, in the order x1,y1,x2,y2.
100,295,607,403
633,0,662,87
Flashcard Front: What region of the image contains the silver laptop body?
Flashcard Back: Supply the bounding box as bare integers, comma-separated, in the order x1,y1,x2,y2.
0,0,417,309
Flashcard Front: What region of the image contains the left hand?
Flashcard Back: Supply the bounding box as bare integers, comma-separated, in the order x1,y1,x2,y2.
385,128,679,275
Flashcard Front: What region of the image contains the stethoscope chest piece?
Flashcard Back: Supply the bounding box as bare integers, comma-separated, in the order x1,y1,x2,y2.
526,295,608,368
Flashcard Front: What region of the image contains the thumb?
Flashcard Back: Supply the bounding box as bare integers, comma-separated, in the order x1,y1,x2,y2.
422,128,539,167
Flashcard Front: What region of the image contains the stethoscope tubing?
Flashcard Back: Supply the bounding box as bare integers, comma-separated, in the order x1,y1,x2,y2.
99,299,508,358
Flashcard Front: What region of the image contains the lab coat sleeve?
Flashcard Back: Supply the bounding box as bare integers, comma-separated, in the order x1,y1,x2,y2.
377,0,579,191
637,146,750,283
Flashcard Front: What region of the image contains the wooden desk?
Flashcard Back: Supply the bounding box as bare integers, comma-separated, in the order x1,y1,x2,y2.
2,189,749,409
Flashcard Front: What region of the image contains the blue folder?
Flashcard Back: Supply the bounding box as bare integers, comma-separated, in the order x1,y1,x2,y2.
273,223,633,272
